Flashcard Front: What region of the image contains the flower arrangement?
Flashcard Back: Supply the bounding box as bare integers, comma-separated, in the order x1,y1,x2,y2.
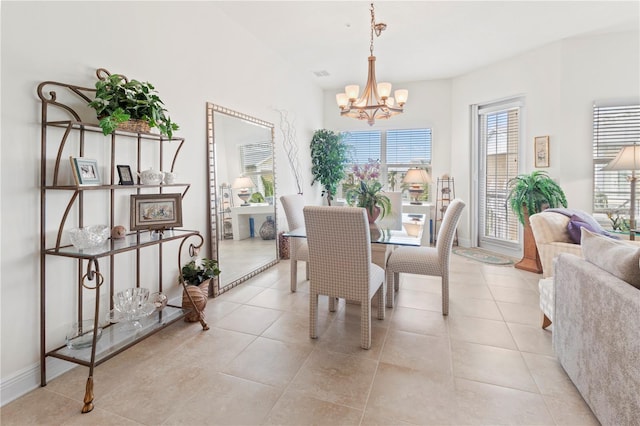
345,159,391,221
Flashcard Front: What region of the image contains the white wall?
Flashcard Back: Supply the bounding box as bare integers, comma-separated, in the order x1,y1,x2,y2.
451,30,640,247
0,1,323,404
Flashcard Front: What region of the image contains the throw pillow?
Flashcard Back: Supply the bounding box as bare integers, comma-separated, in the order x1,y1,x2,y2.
567,215,600,244
581,228,640,289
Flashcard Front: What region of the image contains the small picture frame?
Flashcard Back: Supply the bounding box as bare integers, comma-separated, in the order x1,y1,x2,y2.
130,193,183,231
117,165,134,185
534,136,550,168
70,157,101,185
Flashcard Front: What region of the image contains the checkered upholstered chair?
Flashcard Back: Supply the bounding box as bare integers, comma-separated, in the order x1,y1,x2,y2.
385,198,465,315
281,194,309,292
303,206,386,349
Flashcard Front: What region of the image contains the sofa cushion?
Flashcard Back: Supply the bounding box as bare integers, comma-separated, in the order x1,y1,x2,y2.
581,228,640,289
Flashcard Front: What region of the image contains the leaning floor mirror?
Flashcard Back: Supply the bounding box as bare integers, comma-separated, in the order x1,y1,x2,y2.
206,103,278,296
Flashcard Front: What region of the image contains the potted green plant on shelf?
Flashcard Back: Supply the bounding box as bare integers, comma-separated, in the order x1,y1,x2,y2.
180,258,220,322
345,159,392,223
88,69,179,138
506,170,567,272
310,129,349,205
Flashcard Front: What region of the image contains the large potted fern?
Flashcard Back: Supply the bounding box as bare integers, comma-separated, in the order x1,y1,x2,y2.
506,171,567,272
310,129,349,205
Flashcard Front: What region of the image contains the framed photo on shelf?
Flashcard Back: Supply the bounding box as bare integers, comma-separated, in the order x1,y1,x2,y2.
130,193,183,231
70,157,101,185
534,136,550,168
117,165,134,185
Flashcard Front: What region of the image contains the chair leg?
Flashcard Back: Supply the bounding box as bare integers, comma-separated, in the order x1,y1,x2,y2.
360,299,371,349
376,285,385,320
394,272,399,292
386,269,394,308
441,275,449,316
290,259,298,292
541,312,552,329
305,262,310,280
329,296,338,312
310,292,319,339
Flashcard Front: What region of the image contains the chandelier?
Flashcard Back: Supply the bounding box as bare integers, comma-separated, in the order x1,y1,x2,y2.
336,3,408,126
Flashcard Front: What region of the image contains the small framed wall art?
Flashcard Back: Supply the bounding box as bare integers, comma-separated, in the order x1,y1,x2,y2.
70,157,101,185
117,165,134,185
130,193,183,231
534,136,550,168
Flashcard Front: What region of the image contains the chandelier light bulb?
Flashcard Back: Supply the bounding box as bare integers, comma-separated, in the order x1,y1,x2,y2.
345,85,360,101
377,82,392,98
395,89,408,106
336,93,349,108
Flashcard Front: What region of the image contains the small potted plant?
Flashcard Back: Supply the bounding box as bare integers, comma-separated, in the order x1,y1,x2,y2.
180,258,220,322
345,159,392,223
88,68,179,138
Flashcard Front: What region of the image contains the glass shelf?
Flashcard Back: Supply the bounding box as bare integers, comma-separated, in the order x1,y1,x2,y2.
48,306,188,366
44,229,200,259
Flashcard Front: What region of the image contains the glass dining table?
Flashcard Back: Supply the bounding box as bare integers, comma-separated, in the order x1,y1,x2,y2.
285,224,421,269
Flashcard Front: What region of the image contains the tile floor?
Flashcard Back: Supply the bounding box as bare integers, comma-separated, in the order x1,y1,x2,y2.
1,255,599,425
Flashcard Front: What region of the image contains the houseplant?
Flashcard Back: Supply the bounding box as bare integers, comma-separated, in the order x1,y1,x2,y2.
88,70,179,138
345,159,392,223
180,258,220,322
506,170,567,272
310,129,349,205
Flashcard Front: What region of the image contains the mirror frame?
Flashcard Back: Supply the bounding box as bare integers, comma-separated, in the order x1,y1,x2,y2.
206,102,278,296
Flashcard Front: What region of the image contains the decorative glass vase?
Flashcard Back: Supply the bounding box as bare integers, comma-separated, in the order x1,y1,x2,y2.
259,216,276,240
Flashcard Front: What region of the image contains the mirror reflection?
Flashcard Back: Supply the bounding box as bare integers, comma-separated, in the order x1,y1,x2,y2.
206,103,278,295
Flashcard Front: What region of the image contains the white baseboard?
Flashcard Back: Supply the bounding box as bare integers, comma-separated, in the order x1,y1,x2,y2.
0,358,75,407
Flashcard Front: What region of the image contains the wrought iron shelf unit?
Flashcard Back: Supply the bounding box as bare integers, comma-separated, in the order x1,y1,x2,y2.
38,75,208,414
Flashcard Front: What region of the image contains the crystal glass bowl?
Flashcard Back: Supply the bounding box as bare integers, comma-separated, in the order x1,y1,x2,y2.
66,319,102,350
111,288,153,323
68,225,110,249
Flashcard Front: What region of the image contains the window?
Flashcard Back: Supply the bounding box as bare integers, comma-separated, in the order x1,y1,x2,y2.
592,104,640,215
341,128,432,198
240,142,273,196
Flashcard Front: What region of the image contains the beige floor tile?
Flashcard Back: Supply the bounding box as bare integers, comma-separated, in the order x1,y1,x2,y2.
448,315,518,350
395,287,444,312
366,362,457,425
453,377,555,425
263,390,363,425
314,318,389,360
245,287,303,311
497,300,542,327
216,283,267,303
201,299,242,324
0,388,79,425
222,337,312,387
288,350,378,410
448,296,504,320
508,322,554,356
163,371,282,425
451,340,539,393
261,311,332,347
489,284,541,305
61,407,142,425
399,274,442,294
543,394,600,425
360,411,413,425
449,281,494,300
482,272,533,289
388,305,449,336
214,304,284,335
380,330,452,375
521,352,586,400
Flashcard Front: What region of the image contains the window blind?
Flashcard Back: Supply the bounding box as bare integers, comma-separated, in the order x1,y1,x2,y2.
343,131,382,164
593,104,640,213
386,128,431,164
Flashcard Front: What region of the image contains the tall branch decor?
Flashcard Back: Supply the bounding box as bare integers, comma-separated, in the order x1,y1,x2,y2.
276,109,303,194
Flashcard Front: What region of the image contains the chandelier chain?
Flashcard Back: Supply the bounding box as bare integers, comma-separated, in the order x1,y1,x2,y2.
370,3,375,56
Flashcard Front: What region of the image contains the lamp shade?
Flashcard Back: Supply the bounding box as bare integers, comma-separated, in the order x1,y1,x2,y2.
602,144,640,171
403,168,432,184
232,176,255,189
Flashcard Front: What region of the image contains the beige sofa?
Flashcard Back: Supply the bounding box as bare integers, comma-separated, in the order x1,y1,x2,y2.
529,211,582,278
553,229,640,425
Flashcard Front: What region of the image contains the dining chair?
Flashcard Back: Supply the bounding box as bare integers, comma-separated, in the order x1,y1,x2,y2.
385,198,465,314
280,194,309,292
303,206,386,349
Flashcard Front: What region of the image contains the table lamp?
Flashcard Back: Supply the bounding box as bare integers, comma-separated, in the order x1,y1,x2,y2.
403,168,432,205
602,143,640,240
232,175,255,206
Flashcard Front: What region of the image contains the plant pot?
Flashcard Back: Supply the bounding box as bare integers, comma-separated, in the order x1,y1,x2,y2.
117,119,150,134
366,206,381,224
182,281,209,322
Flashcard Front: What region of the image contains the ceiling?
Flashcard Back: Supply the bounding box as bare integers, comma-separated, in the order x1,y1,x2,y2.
216,1,640,90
